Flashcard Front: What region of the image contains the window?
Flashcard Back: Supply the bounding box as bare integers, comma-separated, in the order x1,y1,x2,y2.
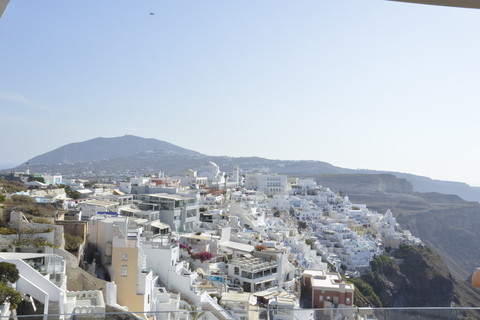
122,253,128,261
319,295,323,301
121,265,127,277
326,296,331,301
346,298,351,305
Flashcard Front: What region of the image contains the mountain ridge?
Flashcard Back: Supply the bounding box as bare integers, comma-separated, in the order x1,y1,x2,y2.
7,135,480,202
24,135,200,165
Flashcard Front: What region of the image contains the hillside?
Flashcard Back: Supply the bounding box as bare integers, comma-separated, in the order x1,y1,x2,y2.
310,174,480,280
8,137,480,280
350,192,480,281
356,245,480,319
25,135,200,165
9,135,480,202
5,136,480,311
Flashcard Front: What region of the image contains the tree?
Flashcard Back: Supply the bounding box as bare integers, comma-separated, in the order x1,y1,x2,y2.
0,178,6,209
0,262,19,284
188,305,205,320
297,221,308,230
7,228,58,251
0,262,21,310
340,264,347,272
60,185,81,200
305,239,314,249
83,181,97,188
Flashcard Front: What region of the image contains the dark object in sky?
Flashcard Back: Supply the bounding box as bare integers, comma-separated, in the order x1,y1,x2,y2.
388,0,480,9
149,12,155,15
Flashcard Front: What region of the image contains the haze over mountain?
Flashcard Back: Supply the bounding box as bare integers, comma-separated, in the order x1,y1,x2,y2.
25,135,200,165
9,135,480,203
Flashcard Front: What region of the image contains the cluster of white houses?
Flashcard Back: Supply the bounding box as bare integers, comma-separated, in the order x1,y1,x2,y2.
0,162,422,319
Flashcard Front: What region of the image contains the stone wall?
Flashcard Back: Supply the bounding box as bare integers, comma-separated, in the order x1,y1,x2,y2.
54,248,108,302
55,220,88,242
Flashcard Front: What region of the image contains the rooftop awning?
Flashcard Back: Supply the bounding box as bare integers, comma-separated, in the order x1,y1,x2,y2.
151,221,170,230
183,234,213,241
113,189,125,195
221,292,251,302
25,181,46,187
220,241,254,253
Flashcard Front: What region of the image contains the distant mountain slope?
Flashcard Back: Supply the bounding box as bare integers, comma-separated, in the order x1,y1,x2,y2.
358,244,480,319
25,135,200,165
390,172,480,203
11,135,480,202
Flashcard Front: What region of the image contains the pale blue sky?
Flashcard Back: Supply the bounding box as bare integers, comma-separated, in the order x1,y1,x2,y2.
1,1,480,185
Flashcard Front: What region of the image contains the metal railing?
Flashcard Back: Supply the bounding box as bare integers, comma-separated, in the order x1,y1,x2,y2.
2,307,480,320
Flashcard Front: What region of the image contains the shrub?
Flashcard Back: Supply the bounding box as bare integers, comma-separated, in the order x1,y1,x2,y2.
1,181,27,193
349,277,382,307
0,228,17,235
209,293,221,303
179,243,193,255
8,195,35,205
8,204,56,218
255,244,267,251
425,246,434,254
394,243,412,258
305,239,314,249
297,221,308,229
191,251,214,263
32,217,54,224
64,233,83,252
370,254,398,272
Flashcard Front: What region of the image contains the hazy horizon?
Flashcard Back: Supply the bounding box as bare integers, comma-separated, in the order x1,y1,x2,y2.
2,135,480,188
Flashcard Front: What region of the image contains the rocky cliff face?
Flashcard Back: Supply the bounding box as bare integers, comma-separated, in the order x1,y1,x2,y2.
360,245,479,319
396,205,480,281
365,245,453,307
347,188,480,281
314,174,414,194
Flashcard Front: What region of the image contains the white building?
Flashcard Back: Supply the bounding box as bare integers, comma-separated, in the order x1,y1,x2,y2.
133,193,200,232
197,162,226,186
0,253,105,320
245,173,288,196
42,175,63,186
